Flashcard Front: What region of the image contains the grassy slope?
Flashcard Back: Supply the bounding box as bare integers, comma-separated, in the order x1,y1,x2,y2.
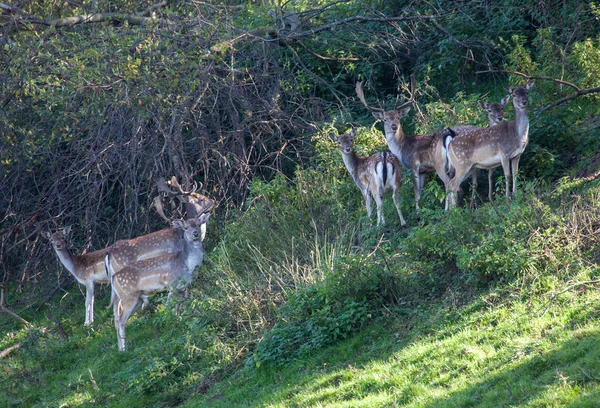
2,180,600,407
188,272,600,407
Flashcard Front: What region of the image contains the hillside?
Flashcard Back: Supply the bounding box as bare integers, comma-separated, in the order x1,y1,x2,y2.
1,1,600,407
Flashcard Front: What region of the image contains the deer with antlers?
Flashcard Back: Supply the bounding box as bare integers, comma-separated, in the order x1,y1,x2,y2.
330,128,406,226
106,213,210,351
446,81,534,208
356,80,455,211
42,176,214,326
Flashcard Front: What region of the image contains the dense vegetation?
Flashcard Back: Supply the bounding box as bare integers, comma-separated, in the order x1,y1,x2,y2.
1,0,599,406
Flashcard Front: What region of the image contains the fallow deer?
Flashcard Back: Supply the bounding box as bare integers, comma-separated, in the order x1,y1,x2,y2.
356,81,455,211
446,81,534,208
42,227,109,326
330,128,406,226
106,213,210,351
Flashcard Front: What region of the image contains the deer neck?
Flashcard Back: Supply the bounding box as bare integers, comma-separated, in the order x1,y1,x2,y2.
514,104,529,145
54,247,78,278
341,151,362,186
384,127,407,167
181,239,204,276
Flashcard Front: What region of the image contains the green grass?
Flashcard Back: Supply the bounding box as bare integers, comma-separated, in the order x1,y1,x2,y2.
2,177,600,407
187,290,600,407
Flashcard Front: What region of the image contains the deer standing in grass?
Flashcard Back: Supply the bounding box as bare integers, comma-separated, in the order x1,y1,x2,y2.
446,81,534,208
356,81,455,211
330,128,406,226
106,214,210,351
42,227,109,326
42,177,213,326
451,96,511,207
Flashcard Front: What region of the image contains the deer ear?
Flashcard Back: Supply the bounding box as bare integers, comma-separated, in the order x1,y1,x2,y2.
171,219,185,229
197,212,211,224
398,106,411,117
349,128,358,139
41,231,51,240
328,132,338,142
525,80,534,91
500,95,511,105
372,111,384,121
63,226,72,236
504,86,513,94
477,100,487,109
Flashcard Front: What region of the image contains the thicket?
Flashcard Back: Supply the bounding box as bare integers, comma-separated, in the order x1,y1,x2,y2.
1,0,600,401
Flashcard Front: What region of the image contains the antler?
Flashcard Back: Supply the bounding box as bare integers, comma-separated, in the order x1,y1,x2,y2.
167,176,202,196
355,81,384,113
356,76,417,112
395,75,417,110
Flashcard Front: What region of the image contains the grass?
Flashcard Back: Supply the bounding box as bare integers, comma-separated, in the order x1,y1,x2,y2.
187,288,600,407
2,176,600,407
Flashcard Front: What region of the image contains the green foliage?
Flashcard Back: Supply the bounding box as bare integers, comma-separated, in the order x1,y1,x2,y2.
248,255,383,368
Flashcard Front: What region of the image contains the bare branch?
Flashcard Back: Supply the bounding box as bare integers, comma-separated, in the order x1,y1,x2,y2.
476,69,581,91
539,86,600,113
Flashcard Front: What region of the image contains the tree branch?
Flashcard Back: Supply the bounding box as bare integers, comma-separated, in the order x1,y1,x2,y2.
476,69,581,91
1,2,176,31
0,285,33,328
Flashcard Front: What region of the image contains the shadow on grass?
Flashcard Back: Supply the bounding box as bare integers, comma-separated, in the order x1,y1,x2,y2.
422,328,600,407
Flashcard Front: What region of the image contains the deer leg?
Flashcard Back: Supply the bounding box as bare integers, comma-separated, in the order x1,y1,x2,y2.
373,189,385,226
500,156,511,201
448,166,471,209
392,187,407,226
117,296,143,352
511,155,521,198
412,171,421,212
470,169,478,209
363,189,373,221
488,168,494,201
85,281,94,326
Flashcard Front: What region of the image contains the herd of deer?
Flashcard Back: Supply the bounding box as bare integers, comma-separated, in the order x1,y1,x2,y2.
42,178,215,351
332,80,534,224
42,80,533,351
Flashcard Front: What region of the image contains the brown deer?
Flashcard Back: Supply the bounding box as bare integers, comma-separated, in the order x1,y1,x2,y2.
106,213,210,351
446,81,534,208
42,227,110,326
330,128,406,226
356,81,455,211
450,95,512,207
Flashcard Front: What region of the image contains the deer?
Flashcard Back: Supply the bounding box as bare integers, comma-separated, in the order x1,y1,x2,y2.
106,213,210,351
449,95,511,208
42,227,110,326
356,80,455,211
446,81,534,208
42,176,214,326
330,128,406,226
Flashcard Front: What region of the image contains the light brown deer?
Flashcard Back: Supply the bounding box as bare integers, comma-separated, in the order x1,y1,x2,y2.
42,227,110,326
356,81,455,211
446,81,534,208
330,128,406,226
471,95,511,205
450,95,512,207
106,213,210,351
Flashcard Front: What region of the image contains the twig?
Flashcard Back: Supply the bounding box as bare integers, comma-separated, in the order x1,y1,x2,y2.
475,69,580,91
538,280,600,317
0,285,33,327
